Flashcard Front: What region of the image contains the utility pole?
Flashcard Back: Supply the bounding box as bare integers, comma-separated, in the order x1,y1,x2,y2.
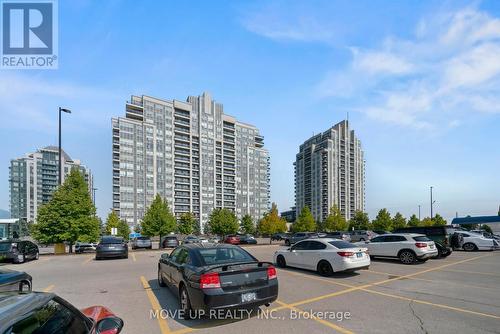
430,186,435,219
58,107,71,185
418,205,421,221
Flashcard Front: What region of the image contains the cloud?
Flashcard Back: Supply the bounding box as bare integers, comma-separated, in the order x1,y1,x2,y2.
0,73,122,132
315,6,500,129
243,3,500,129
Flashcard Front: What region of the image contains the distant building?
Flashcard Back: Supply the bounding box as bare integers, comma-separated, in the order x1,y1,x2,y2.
9,146,93,222
0,219,18,239
281,207,296,223
112,92,270,230
295,120,365,222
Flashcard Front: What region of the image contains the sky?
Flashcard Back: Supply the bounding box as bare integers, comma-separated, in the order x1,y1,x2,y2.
1,0,499,223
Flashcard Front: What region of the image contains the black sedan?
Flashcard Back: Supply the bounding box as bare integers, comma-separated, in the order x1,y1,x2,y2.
0,269,32,293
157,243,278,319
238,234,257,244
95,236,128,260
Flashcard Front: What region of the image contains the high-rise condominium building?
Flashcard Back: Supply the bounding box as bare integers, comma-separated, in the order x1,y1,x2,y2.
112,92,270,230
295,120,365,222
9,146,93,222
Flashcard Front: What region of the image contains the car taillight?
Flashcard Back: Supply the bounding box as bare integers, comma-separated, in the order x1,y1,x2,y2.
267,266,277,280
415,242,427,248
200,272,221,289
337,251,355,257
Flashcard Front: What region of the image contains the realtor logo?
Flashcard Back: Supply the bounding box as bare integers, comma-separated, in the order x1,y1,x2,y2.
1,0,58,69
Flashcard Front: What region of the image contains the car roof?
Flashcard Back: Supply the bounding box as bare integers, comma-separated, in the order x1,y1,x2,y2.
0,292,55,332
380,233,426,237
181,242,238,250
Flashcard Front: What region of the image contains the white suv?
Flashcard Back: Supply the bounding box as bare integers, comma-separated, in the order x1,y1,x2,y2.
363,233,438,264
455,232,498,251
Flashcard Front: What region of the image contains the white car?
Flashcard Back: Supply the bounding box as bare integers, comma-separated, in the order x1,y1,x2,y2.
273,238,370,276
456,232,498,251
363,233,438,264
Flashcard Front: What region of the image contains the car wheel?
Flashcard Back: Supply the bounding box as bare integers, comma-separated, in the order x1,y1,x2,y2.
317,260,334,277
15,254,25,264
276,255,286,268
399,250,416,264
179,285,193,320
463,243,477,252
359,238,365,241
35,252,39,260
158,269,166,287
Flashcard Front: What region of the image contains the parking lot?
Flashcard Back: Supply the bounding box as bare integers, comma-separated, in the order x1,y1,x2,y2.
2,245,500,334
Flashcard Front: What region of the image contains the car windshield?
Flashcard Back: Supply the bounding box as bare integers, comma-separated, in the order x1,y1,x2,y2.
137,237,149,240
0,242,13,251
413,236,431,241
166,236,177,240
328,241,356,249
198,247,254,265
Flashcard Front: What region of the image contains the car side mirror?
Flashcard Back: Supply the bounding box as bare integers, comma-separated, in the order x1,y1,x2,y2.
161,253,170,261
95,316,124,334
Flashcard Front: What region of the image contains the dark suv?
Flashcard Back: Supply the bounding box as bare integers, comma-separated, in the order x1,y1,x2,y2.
0,240,39,264
392,226,455,258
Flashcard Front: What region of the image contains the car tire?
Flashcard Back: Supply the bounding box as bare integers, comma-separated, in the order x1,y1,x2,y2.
317,260,334,277
179,285,193,320
359,238,365,241
15,254,25,264
276,255,287,268
34,252,39,260
158,269,166,287
463,243,477,252
399,250,417,264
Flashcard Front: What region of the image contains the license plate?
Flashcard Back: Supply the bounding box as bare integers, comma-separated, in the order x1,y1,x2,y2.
241,292,257,303
108,246,116,249
356,252,363,258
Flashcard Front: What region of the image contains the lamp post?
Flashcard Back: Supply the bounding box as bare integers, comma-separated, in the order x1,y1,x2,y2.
58,107,71,185
430,186,436,219
418,205,421,221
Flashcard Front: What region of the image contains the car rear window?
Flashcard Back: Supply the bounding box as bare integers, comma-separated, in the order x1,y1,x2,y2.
413,236,431,242
101,237,122,244
328,241,355,249
137,237,149,240
198,247,254,265
0,242,13,251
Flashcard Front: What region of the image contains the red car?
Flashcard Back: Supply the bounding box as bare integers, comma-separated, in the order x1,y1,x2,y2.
0,291,124,334
224,235,241,245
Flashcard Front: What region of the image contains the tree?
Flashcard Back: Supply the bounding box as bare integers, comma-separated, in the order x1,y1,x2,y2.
293,206,316,232
349,211,371,230
207,208,239,237
105,210,130,240
407,214,420,227
392,212,407,230
421,217,434,226
240,214,255,235
133,224,142,233
31,168,99,253
257,203,287,243
141,194,177,242
178,212,196,235
480,224,493,234
323,205,348,232
432,214,447,226
372,209,392,232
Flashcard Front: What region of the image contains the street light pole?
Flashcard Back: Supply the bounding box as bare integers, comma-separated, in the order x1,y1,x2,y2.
58,107,71,185
430,186,435,219
418,205,421,221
